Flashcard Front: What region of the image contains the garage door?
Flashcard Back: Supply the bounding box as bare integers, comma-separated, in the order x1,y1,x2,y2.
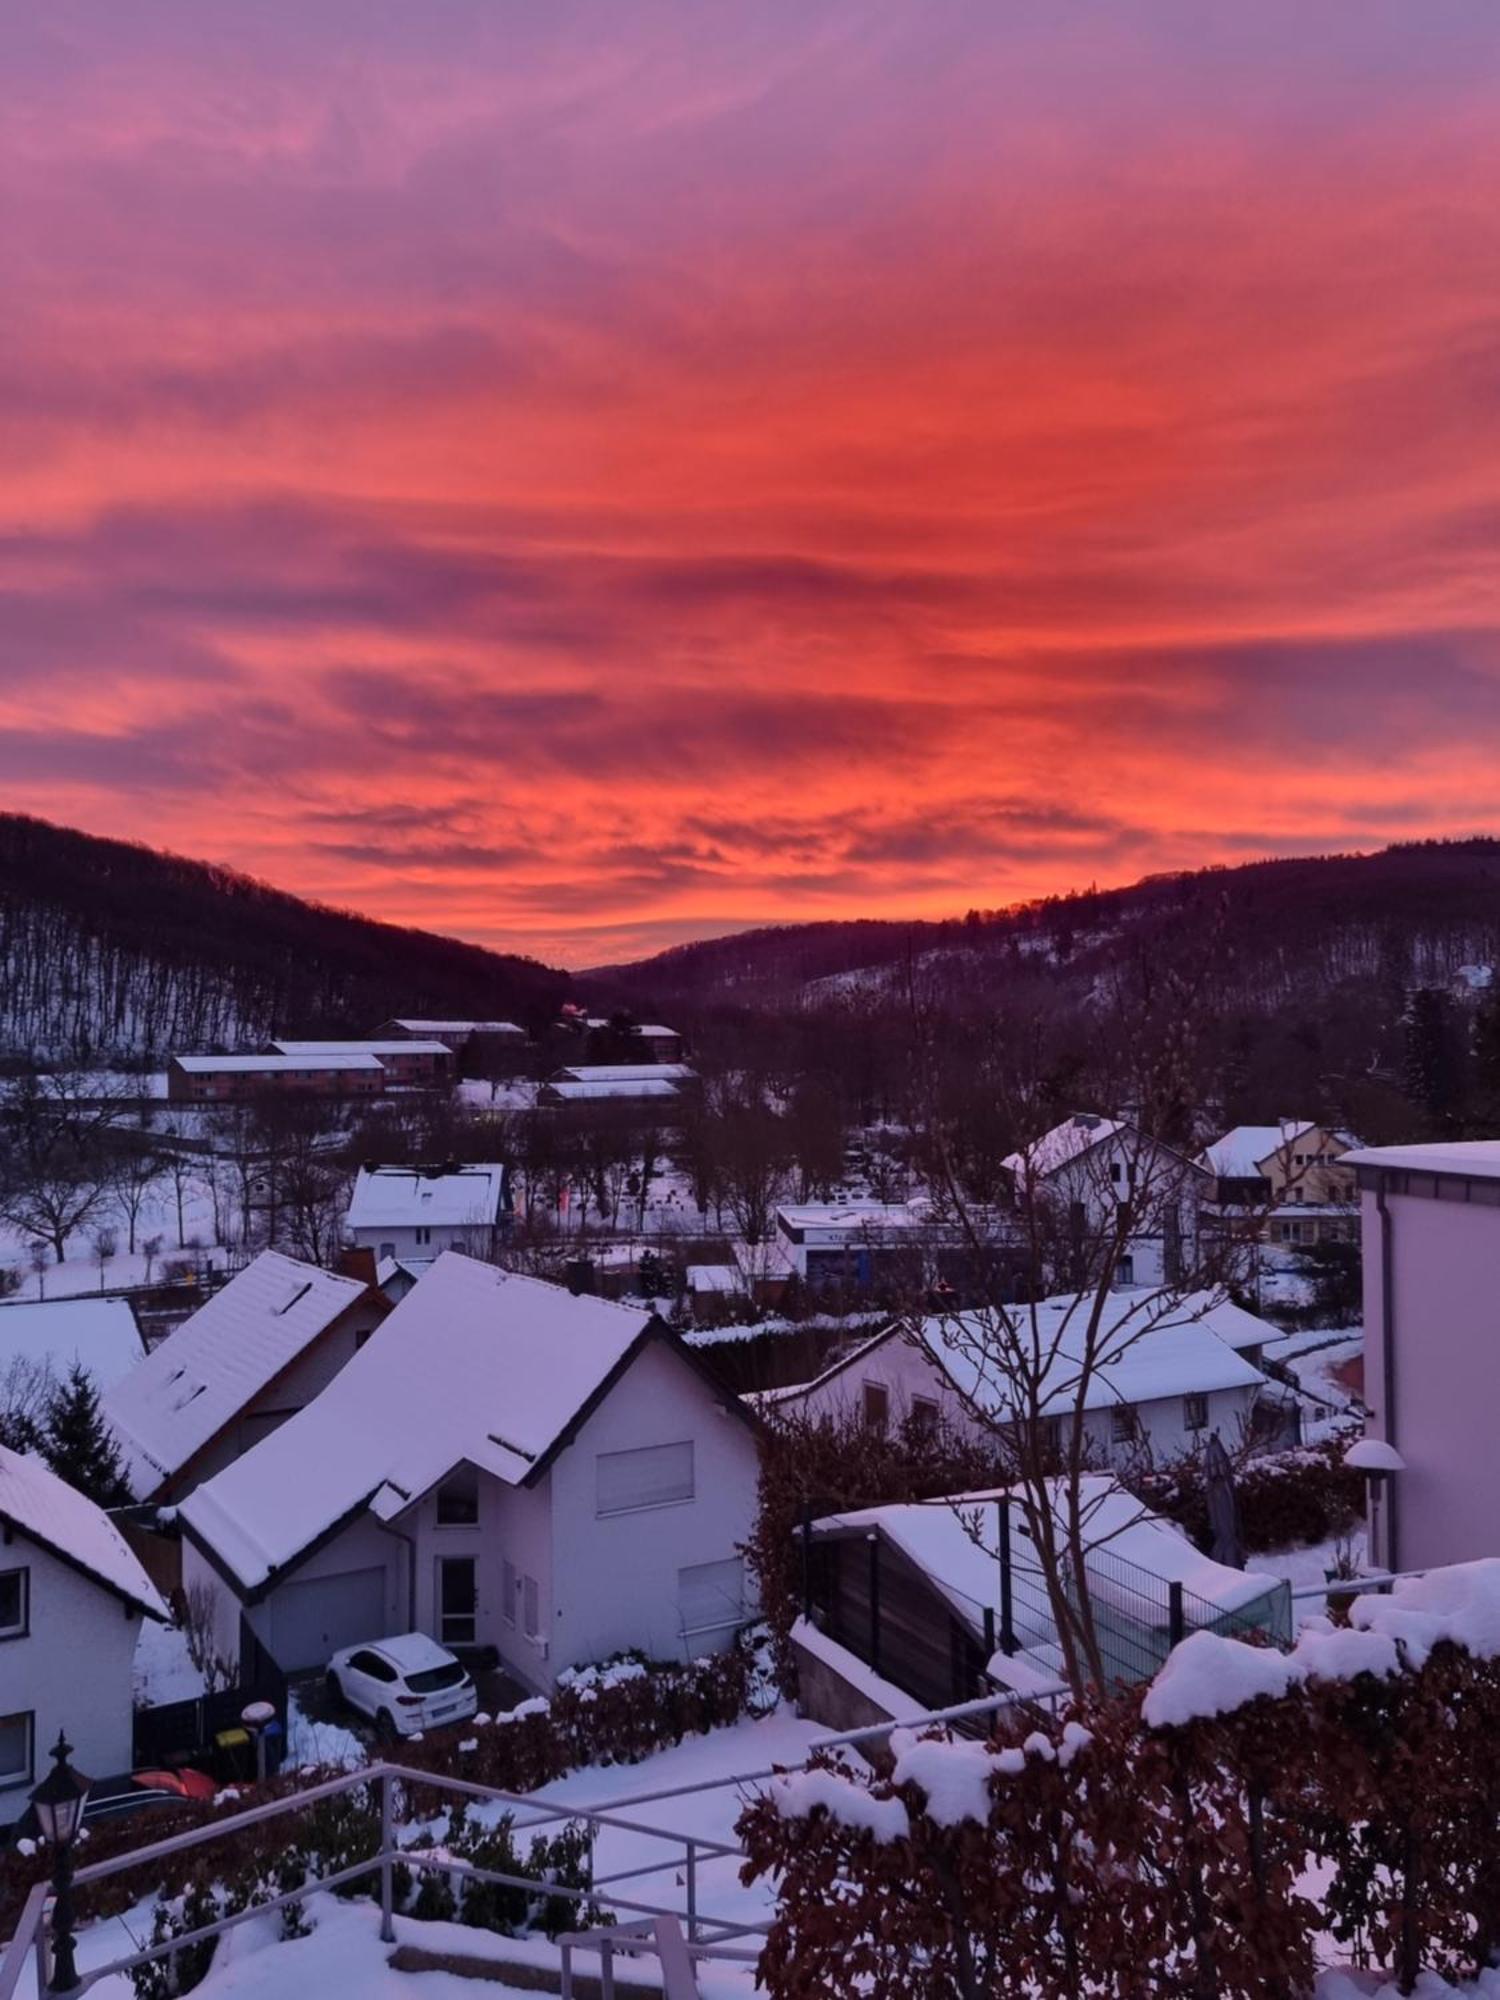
269,1566,387,1671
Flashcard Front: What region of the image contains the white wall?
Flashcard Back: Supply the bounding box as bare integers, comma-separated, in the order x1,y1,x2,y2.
0,1538,143,1824
1362,1185,1500,1571
547,1340,761,1678
349,1222,493,1262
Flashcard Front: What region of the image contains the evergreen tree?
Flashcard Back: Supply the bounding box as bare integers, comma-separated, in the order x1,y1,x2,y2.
1402,986,1464,1133
43,1362,132,1505
1473,982,1500,1117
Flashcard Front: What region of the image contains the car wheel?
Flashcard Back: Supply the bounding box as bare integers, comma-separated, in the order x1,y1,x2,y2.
375,1709,398,1743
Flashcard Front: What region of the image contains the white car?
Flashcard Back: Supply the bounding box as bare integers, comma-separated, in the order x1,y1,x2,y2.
325,1632,479,1739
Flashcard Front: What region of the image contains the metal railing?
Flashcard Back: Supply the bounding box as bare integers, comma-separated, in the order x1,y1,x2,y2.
0,1760,766,2000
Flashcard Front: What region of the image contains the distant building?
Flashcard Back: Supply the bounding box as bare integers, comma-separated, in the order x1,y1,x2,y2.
538,1076,686,1110
374,1019,529,1074
1199,1121,1359,1250
167,1052,386,1104
773,1201,930,1291
555,1008,685,1065
761,1290,1280,1463
1003,1114,1209,1289
345,1163,510,1264
269,1039,454,1086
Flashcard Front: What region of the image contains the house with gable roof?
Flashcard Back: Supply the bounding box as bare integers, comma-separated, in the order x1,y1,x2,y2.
104,1250,389,1503
345,1163,509,1266
178,1254,759,1686
1002,1113,1211,1289
0,1445,168,1822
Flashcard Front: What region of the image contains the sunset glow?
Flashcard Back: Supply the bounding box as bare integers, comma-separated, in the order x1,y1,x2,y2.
5,3,1500,962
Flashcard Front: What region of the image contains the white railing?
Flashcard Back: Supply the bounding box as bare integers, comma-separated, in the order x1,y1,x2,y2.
1,1761,760,1999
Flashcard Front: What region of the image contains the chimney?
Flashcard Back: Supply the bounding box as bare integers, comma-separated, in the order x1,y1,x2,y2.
339,1246,379,1288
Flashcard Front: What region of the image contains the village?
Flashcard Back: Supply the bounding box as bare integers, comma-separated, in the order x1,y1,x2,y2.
0,997,1484,1998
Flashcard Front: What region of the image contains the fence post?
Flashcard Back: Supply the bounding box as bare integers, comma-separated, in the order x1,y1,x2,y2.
1168,1581,1185,1650
801,1504,813,1618
379,1769,395,1945
867,1533,881,1678
32,1904,49,2000
685,1838,698,1943
600,1937,616,2000
999,1496,1017,1655
983,1605,996,1659
560,1940,573,2000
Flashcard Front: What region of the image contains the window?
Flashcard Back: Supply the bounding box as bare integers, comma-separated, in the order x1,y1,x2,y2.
1115,1255,1135,1287
0,1711,32,1790
910,1395,939,1436
415,1226,432,1247
1110,1406,1137,1446
596,1441,695,1516
0,1569,28,1640
502,1557,517,1626
678,1557,745,1638
436,1467,479,1526
522,1574,540,1640
347,1649,397,1682
1183,1394,1209,1432
862,1380,890,1433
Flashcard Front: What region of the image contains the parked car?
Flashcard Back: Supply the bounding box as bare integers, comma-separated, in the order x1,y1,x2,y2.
325,1632,478,1738
9,1768,217,1848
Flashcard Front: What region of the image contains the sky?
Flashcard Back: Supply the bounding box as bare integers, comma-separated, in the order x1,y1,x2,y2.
4,3,1500,967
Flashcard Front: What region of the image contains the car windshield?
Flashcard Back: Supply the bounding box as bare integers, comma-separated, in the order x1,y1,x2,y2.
405,1661,466,1694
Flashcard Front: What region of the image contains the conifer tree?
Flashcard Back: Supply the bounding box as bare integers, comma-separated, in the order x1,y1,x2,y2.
43,1362,131,1505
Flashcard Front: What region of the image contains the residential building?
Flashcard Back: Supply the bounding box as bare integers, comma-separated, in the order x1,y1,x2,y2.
774,1201,930,1292
538,1077,684,1110
269,1040,454,1086
550,1063,698,1088
345,1163,509,1264
1347,1140,1500,1572
167,1053,386,1104
0,1445,168,1823
104,1251,389,1502
177,1254,760,1685
1003,1114,1209,1289
0,1297,145,1400
762,1290,1279,1464
1199,1121,1360,1251
555,1010,686,1064
373,1021,529,1075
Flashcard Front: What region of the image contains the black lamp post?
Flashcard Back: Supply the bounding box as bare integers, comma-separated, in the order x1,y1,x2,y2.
30,1731,91,1996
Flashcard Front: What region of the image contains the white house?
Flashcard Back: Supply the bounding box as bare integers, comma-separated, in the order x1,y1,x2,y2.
0,1445,168,1823
1003,1114,1209,1289
764,1290,1274,1465
773,1202,930,1289
104,1251,389,1502
345,1163,509,1264
178,1254,761,1689
1346,1140,1500,1572
0,1297,145,1401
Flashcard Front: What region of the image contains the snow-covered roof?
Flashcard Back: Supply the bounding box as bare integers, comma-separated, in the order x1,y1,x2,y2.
179,1254,659,1592
1199,1123,1314,1180
0,1443,167,1619
104,1251,373,1495
270,1040,452,1058
813,1481,1277,1629
779,1290,1265,1421
346,1164,507,1232
687,1265,743,1294
544,1078,681,1101
0,1296,145,1392
1345,1140,1500,1182
776,1200,929,1238
1002,1115,1126,1181
632,1025,681,1039
386,1019,525,1037
552,1064,696,1085
172,1053,385,1074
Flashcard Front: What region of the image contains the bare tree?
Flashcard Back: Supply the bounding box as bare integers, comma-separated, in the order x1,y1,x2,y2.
110,1145,164,1255
179,1581,236,1696
0,1071,128,1262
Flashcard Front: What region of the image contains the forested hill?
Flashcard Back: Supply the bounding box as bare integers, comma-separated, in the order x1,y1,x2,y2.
0,815,567,1062
588,841,1500,1015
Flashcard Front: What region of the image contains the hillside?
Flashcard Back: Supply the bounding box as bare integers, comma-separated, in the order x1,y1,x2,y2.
588,842,1500,1017
0,816,568,1062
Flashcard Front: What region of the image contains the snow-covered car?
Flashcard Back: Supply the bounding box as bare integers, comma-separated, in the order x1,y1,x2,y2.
325,1632,478,1738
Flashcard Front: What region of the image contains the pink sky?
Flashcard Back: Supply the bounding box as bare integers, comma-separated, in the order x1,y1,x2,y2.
4,3,1500,964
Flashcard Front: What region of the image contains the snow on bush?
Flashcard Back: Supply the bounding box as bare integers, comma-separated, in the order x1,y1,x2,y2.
1142,1628,1306,1728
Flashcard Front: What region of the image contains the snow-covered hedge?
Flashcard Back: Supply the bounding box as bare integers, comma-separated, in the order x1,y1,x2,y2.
1127,1433,1364,1553
739,1561,1500,1997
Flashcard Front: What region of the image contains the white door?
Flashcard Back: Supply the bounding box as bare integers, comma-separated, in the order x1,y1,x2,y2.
269,1566,387,1670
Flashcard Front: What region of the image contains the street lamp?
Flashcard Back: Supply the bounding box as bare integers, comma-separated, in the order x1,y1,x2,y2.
31,1732,91,1996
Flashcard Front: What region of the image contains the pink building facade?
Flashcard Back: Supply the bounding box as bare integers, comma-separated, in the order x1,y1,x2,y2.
1350,1142,1500,1573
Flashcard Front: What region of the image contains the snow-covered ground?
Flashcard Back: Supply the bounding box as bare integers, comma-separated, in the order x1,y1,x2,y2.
133,1619,207,1707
